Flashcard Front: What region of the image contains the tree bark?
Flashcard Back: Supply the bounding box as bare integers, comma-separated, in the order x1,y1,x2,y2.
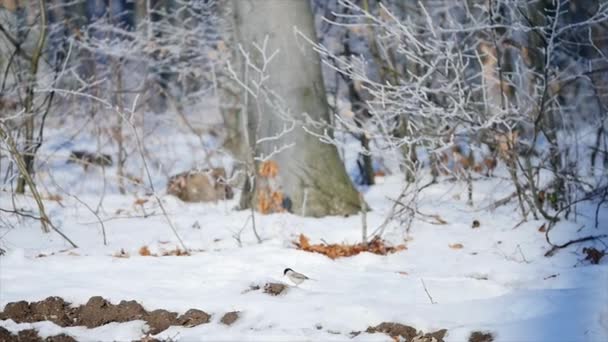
232,0,361,217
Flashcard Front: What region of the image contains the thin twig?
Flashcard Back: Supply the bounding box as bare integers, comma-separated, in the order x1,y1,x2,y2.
420,278,436,304
544,234,608,257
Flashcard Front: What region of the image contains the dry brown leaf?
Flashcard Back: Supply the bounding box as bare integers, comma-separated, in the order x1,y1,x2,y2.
299,234,311,249
133,198,148,207
294,234,406,259
449,243,464,249
397,271,409,276
139,246,153,256
259,160,279,178
538,223,547,233
257,188,284,215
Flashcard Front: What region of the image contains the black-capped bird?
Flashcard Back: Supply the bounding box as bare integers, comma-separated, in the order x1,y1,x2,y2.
283,268,313,286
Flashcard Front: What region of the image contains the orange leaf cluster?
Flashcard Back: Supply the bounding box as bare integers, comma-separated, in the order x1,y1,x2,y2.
257,189,284,214
259,160,279,178
139,246,152,256
294,234,406,259
137,245,190,257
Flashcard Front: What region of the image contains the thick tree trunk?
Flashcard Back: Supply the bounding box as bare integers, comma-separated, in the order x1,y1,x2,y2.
232,0,361,217
218,0,248,161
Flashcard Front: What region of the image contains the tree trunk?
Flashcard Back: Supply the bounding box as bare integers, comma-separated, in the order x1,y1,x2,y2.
217,0,248,161
232,0,362,217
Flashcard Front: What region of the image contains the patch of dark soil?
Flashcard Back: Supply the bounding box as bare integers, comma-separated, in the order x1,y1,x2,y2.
0,327,77,342
364,322,447,342
426,329,448,341
137,336,163,342
0,297,78,327
18,329,43,342
177,309,211,327
0,296,213,335
366,322,418,340
145,309,178,334
220,311,240,326
264,282,287,296
469,331,495,342
30,296,77,327
44,334,78,342
0,301,31,322
77,296,119,328
78,297,151,329
116,300,147,322
0,327,14,341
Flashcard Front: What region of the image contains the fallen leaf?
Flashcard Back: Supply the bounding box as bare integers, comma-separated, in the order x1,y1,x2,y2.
139,246,153,256
133,198,148,206
538,223,547,232
294,234,406,259
449,243,464,249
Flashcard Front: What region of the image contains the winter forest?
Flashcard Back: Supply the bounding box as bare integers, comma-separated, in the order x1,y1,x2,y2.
0,0,607,341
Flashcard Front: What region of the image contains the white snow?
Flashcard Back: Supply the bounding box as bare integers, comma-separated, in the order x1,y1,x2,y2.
1,173,607,341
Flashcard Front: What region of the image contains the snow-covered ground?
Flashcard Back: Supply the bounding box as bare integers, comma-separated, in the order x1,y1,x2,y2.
1,173,607,341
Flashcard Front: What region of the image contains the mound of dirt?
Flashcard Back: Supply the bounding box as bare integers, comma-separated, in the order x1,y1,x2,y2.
0,296,211,335
469,331,495,342
0,300,31,322
365,322,447,342
77,296,147,328
264,282,287,296
0,297,78,327
0,326,76,342
177,309,211,327
220,311,240,326
146,309,179,334
366,322,418,340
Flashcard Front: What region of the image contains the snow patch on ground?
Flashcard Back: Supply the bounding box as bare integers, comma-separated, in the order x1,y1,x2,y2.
1,175,607,341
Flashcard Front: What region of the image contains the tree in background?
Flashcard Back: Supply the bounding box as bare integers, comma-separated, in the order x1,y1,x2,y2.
230,0,362,217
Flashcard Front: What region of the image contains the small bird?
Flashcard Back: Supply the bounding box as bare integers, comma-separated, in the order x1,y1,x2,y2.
283,268,312,286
